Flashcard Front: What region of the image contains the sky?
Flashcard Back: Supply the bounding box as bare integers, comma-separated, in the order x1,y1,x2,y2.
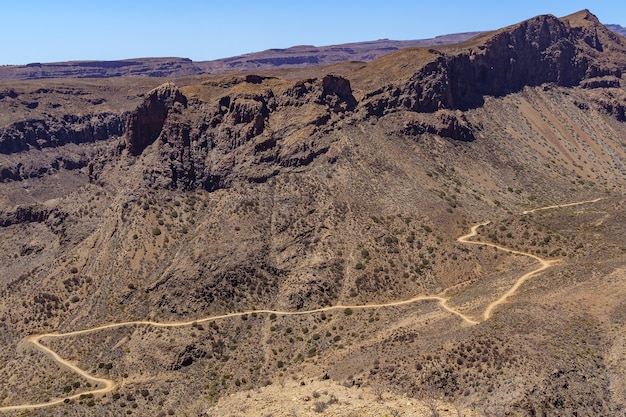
1,1,624,65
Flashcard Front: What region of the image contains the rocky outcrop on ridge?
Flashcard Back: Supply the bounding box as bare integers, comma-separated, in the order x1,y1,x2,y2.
125,83,188,156
400,110,477,142
0,113,124,155
364,10,626,114
130,75,356,190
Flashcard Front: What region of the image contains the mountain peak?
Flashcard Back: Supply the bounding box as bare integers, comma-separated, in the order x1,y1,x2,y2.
560,9,601,27
362,9,626,114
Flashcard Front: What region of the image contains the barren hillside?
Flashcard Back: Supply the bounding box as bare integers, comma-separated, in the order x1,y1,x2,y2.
1,9,626,417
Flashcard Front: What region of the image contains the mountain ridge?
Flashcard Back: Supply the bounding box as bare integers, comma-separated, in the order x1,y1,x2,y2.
1,9,626,416
0,14,624,81
0,33,484,81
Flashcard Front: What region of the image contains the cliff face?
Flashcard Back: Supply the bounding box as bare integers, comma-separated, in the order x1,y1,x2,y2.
119,10,626,185
2,11,626,417
125,83,188,156
0,113,124,155
128,75,356,190
0,78,163,182
364,10,626,114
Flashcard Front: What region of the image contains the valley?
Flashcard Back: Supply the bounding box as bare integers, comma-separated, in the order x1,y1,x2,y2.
0,9,626,417
0,199,604,414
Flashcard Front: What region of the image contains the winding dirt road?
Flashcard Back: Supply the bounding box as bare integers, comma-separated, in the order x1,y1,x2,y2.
0,198,601,412
456,222,558,321
521,198,603,215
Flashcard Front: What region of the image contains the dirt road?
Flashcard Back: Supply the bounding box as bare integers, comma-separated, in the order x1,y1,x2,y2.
0,198,600,412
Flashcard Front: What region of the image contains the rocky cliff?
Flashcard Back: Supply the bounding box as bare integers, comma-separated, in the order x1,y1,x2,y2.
0,78,163,181
125,83,188,156
1,11,626,417
364,10,626,115
0,113,124,155
125,75,356,190
119,10,626,189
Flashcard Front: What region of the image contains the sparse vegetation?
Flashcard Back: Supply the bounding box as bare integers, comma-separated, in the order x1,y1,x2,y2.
0,14,624,417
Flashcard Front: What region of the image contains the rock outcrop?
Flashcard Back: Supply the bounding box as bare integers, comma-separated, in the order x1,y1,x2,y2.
316,75,357,112
130,76,355,190
0,113,124,155
125,83,188,156
0,205,66,228
401,110,477,142
365,10,626,115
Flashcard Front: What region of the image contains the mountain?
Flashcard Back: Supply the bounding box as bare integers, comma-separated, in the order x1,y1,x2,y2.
193,33,483,73
606,23,626,37
1,9,626,416
0,34,483,81
1,20,624,80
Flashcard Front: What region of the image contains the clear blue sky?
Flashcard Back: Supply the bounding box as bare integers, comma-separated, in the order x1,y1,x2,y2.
1,1,624,65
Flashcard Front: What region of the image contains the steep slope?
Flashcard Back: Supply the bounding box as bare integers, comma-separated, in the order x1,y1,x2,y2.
359,9,626,112
1,9,626,417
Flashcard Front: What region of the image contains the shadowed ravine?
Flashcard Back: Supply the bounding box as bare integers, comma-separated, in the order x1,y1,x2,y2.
0,199,602,412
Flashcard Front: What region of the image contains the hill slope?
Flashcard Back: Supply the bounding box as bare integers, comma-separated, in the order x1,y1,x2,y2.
1,9,626,416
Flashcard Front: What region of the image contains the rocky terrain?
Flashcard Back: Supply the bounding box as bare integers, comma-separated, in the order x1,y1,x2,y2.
1,9,626,417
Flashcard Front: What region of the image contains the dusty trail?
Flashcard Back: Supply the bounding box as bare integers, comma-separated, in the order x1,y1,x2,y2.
521,197,603,215
456,222,558,321
0,335,116,412
0,198,600,412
